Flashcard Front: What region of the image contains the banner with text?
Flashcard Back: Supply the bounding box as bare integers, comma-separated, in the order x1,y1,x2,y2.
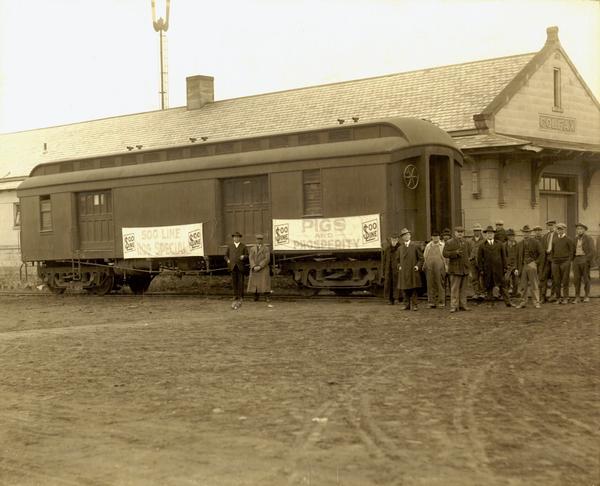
122,223,204,259
273,214,381,251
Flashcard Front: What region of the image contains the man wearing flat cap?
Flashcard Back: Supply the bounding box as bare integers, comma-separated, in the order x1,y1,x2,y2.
540,220,557,303
572,223,594,303
397,228,423,311
550,222,574,304
247,234,272,303
225,231,248,305
505,229,520,297
382,232,402,304
515,225,544,308
443,226,473,312
478,225,512,307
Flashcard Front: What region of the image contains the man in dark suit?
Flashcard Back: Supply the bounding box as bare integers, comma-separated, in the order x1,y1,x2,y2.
382,232,401,304
397,228,423,311
478,225,512,307
540,219,557,302
572,223,595,303
225,231,248,305
443,226,473,312
550,222,574,305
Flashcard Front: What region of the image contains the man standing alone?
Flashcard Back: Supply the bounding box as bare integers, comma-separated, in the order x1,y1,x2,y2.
443,226,473,312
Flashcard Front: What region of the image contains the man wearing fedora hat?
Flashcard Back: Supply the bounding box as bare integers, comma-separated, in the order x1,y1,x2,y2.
382,232,402,304
550,222,574,304
515,225,543,308
478,225,512,307
572,223,594,303
443,226,473,312
397,228,423,311
225,231,248,306
505,229,520,298
247,233,272,303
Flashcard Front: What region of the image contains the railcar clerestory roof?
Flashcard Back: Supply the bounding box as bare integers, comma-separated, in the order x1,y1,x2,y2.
18,118,462,192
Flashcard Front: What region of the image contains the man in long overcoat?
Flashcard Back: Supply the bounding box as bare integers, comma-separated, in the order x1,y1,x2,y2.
478,226,512,307
397,228,423,311
442,226,472,312
225,231,248,304
247,234,272,302
382,233,401,304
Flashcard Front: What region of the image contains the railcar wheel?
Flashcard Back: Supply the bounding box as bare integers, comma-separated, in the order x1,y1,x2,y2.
333,289,354,297
46,274,65,294
297,286,319,297
93,273,114,295
128,275,153,295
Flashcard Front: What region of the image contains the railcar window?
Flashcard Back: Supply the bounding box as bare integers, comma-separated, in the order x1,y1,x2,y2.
13,203,21,228
40,196,52,232
303,169,322,216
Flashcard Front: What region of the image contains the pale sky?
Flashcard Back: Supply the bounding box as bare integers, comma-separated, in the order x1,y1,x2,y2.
0,0,599,134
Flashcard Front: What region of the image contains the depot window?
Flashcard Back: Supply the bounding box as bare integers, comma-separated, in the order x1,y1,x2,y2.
303,169,322,217
553,68,562,110
40,195,53,232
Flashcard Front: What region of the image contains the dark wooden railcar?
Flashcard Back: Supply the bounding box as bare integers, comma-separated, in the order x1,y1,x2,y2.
17,117,463,294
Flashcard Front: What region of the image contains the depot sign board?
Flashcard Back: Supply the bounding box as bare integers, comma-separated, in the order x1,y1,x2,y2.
273,214,381,251
122,223,204,259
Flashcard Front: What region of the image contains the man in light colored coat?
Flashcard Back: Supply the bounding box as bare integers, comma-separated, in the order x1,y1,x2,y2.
423,229,446,308
247,234,272,302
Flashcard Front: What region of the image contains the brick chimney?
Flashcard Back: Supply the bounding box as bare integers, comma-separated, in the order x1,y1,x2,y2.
186,75,214,110
545,26,559,45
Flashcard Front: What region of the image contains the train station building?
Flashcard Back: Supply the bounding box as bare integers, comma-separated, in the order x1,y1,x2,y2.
0,26,598,276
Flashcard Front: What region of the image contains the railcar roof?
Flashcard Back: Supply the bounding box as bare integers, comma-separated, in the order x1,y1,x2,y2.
18,119,461,192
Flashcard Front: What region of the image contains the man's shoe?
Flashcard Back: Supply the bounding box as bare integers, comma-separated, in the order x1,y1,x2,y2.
459,306,471,311
515,303,525,309
572,298,580,304
583,297,590,303
387,301,394,305
428,303,436,308
449,308,457,313
437,304,445,309
400,305,409,310
534,303,541,308
412,305,418,311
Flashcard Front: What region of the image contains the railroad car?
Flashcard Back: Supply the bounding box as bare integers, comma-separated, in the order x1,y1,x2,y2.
17,117,463,294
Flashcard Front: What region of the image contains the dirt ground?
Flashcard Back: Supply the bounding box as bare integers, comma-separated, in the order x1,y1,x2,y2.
0,292,598,486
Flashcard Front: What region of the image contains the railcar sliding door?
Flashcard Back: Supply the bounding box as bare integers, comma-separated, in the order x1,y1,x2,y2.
222,176,270,244
77,190,114,253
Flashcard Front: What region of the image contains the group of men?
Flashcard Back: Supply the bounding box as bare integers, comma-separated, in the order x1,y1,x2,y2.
382,220,597,312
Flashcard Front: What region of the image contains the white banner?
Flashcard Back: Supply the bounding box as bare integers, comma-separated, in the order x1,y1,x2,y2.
273,214,381,251
122,223,204,259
